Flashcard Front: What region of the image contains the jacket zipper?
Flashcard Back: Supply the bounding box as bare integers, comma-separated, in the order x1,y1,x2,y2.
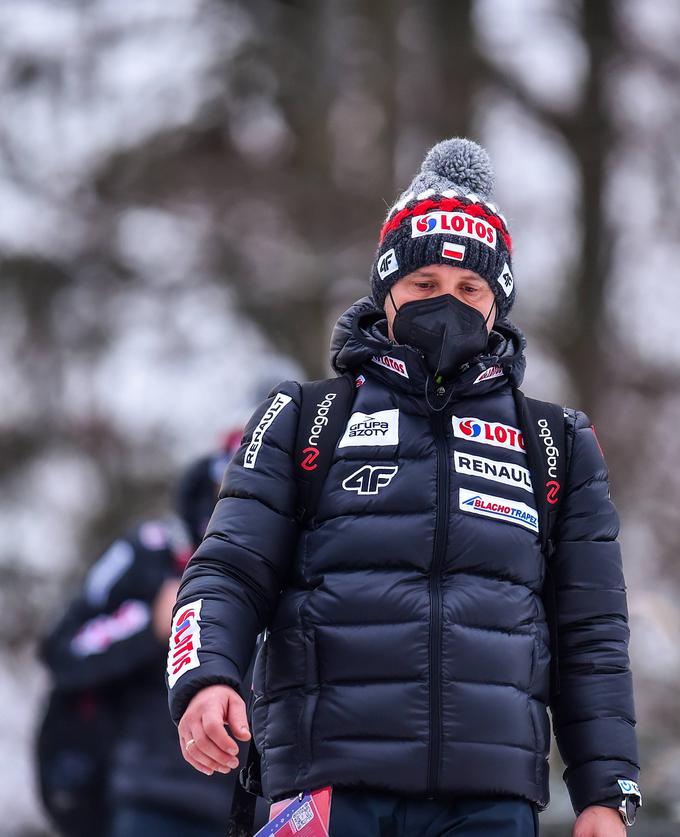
427,411,450,796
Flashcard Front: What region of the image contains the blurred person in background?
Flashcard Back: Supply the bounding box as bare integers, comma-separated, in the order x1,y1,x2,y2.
38,434,269,837
167,140,640,836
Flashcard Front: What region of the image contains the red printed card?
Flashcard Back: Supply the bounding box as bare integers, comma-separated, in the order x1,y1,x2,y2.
254,786,332,836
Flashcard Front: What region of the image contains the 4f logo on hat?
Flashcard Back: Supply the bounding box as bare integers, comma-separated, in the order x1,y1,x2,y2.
498,261,514,297
378,248,399,280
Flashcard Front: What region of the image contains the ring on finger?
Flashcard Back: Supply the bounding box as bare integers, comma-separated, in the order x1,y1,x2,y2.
186,738,196,750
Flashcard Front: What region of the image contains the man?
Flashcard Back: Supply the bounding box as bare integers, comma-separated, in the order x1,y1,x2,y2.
41,442,269,837
167,139,640,836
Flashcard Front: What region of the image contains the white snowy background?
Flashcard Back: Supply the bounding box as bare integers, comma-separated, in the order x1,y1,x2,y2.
1,0,679,833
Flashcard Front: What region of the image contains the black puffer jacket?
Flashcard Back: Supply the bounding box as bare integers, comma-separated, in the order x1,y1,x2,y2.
168,298,639,815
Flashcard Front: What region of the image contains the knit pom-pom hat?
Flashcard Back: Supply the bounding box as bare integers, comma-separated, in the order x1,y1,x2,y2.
370,138,515,318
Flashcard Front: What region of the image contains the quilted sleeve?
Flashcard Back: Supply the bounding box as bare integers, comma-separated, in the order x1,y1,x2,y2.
167,382,301,724
549,410,640,815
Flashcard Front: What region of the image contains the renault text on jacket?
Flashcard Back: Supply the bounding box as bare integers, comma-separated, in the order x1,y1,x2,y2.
244,394,292,470
454,451,533,494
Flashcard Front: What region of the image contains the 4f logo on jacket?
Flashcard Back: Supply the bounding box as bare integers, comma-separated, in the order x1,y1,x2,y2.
342,465,398,495
338,409,399,448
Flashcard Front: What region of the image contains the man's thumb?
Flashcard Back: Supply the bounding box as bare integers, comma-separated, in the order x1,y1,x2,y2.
227,693,251,741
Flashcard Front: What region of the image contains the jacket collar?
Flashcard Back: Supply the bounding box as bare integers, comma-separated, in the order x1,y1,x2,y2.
331,296,527,403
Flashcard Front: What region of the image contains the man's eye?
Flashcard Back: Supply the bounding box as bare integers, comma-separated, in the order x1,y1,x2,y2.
464,286,480,293
415,282,434,290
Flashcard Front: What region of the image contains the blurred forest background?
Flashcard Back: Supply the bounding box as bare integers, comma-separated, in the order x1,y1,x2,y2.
1,0,679,833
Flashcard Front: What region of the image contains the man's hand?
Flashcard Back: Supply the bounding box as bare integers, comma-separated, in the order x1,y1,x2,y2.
178,684,251,776
573,805,625,837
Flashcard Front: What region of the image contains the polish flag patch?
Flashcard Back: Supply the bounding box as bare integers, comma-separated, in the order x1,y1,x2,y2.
442,242,466,261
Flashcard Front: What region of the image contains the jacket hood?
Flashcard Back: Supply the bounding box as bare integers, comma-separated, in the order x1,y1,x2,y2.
330,296,527,397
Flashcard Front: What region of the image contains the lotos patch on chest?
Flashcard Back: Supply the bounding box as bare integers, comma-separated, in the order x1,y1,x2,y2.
452,415,525,454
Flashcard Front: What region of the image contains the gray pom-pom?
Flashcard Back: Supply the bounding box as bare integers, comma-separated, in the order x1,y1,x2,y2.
420,138,495,200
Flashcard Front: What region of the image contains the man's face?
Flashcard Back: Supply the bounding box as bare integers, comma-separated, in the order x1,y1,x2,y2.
384,264,496,340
